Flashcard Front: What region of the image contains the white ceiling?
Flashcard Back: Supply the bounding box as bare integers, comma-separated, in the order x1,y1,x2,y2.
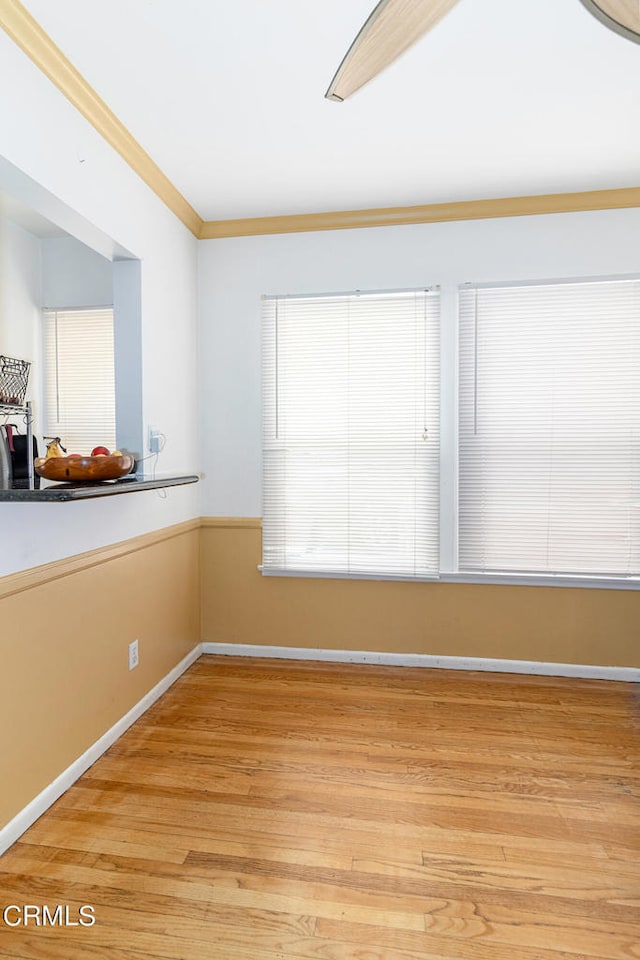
21,0,640,221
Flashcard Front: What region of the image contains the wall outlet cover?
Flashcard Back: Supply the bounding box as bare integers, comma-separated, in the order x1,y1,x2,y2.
128,639,139,671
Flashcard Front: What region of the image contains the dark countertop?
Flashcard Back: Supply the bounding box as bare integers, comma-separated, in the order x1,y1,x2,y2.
0,474,199,501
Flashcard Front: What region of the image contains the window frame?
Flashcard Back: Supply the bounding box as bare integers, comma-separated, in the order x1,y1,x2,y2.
261,275,640,591
446,274,640,591
41,304,116,457
260,284,440,581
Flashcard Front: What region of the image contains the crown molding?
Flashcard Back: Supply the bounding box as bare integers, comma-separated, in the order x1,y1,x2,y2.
198,185,640,238
3,1,640,242
0,0,202,237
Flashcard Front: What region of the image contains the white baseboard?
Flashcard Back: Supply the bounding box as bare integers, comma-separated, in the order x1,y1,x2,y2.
3,640,636,857
0,643,203,857
201,642,640,682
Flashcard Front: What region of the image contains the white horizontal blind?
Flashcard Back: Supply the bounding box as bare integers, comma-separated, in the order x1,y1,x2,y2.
262,290,440,578
42,308,116,456
459,280,640,577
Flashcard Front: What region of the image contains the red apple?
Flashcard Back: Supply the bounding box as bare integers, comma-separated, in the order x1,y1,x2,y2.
91,445,110,456
67,453,82,459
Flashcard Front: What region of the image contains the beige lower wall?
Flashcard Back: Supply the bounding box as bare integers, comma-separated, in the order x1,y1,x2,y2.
200,521,639,669
0,520,200,830
3,515,637,831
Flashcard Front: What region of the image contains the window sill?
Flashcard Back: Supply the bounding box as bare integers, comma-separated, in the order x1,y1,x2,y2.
259,566,639,591
440,572,639,591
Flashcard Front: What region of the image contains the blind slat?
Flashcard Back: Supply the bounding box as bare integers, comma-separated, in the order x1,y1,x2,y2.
458,281,640,577
262,290,440,578
42,308,116,455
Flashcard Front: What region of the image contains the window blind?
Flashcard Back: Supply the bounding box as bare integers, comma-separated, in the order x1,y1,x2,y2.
459,280,640,577
42,308,116,456
262,289,440,578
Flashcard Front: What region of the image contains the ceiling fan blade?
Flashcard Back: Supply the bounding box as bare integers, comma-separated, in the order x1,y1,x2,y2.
325,0,462,102
578,0,640,44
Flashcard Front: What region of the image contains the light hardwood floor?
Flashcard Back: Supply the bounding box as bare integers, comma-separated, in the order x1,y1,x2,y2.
1,655,639,959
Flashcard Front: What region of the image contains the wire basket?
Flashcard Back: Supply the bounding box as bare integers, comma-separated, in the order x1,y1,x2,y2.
0,355,31,407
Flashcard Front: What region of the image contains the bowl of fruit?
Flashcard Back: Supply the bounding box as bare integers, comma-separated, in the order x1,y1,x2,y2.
35,443,135,483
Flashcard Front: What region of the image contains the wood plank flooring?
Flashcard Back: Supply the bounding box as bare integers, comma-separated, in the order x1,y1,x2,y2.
1,654,639,959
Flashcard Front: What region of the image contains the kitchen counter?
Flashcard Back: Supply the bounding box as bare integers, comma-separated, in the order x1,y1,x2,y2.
0,474,199,501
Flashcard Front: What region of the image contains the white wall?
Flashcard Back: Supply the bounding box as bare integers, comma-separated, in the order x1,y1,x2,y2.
4,18,640,577
0,31,199,578
198,207,640,518
0,215,42,426
40,238,144,457
0,216,41,361
41,236,112,309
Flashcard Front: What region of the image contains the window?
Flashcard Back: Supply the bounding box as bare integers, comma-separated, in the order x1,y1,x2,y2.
458,279,640,578
262,277,640,587
262,289,440,578
42,307,116,455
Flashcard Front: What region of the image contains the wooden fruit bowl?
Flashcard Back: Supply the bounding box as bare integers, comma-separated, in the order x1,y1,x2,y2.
35,454,135,483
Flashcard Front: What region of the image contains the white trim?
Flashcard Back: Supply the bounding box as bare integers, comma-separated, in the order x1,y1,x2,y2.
262,286,439,302
461,272,640,291
3,638,636,857
0,643,203,857
260,566,440,582
259,566,639,591
201,642,639,682
438,283,458,575
439,572,640,591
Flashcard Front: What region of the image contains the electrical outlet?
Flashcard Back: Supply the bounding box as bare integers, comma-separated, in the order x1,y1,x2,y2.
128,639,139,671
148,428,161,453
